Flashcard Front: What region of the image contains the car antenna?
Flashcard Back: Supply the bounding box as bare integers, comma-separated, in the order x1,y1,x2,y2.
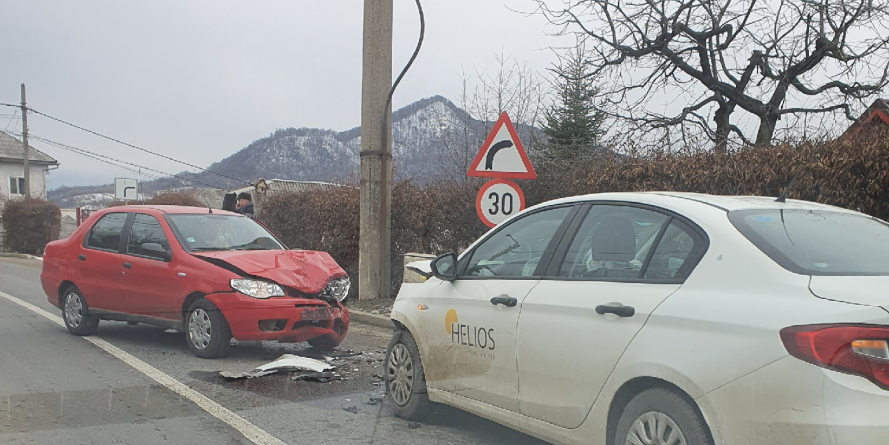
776,170,803,203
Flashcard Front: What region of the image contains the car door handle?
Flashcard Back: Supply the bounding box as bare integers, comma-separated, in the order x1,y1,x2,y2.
596,304,635,318
78,254,86,261
490,295,517,307
123,262,132,269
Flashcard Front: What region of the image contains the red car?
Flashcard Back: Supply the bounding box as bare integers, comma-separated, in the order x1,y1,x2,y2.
40,205,350,358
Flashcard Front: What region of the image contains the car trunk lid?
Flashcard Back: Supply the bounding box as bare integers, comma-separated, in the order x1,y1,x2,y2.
192,250,345,294
809,276,889,313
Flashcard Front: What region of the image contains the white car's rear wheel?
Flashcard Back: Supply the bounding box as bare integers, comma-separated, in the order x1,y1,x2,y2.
614,388,711,445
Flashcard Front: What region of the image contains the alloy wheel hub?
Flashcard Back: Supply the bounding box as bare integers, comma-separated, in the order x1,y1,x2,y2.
387,343,414,406
626,411,687,445
64,293,83,328
188,309,212,350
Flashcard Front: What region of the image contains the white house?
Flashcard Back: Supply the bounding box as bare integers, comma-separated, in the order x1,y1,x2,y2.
0,130,59,203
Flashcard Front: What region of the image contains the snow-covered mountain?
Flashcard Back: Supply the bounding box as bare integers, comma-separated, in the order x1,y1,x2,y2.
49,96,539,206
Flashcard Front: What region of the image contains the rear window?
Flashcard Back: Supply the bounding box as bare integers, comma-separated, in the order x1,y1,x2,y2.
729,209,889,276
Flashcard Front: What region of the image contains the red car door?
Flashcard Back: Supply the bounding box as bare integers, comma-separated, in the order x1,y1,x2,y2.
119,213,191,320
77,212,128,311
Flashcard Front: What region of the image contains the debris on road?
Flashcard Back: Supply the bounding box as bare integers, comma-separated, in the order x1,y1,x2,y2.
291,371,335,382
220,354,334,379
343,406,359,414
408,422,422,429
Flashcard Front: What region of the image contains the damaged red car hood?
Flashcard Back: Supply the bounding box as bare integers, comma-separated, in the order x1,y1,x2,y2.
192,249,346,294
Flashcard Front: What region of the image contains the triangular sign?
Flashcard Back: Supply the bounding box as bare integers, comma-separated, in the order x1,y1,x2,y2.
466,112,536,179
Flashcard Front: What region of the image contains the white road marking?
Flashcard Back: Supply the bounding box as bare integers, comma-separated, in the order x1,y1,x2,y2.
0,290,287,445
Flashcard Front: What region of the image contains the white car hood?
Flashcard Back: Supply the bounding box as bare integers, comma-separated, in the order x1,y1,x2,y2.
809,276,889,313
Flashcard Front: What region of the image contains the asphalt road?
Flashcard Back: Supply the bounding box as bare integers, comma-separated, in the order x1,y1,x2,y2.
0,257,546,445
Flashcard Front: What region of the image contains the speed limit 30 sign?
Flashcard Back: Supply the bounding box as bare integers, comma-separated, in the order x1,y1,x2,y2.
476,179,526,227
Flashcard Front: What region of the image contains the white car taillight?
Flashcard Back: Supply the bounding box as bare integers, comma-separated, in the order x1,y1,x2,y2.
781,324,889,390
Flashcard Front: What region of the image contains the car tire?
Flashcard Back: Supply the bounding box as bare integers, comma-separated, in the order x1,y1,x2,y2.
385,328,434,420
61,286,99,336
185,299,232,359
308,335,340,351
614,387,712,445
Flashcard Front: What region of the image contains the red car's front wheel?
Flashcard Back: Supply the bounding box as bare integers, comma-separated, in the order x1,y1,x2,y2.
186,299,232,359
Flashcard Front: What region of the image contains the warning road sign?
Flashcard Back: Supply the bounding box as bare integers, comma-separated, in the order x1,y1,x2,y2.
476,179,526,227
467,112,536,179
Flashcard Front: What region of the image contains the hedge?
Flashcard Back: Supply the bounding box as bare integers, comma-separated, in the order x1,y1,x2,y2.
1,198,61,255
261,129,889,298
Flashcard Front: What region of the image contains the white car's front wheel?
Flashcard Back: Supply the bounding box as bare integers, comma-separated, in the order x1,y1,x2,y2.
385,329,434,420
614,388,712,445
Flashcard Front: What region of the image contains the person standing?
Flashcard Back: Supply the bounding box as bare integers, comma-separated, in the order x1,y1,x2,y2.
235,192,255,218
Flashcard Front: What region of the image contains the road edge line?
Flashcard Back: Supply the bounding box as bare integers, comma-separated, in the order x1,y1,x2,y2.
0,290,287,445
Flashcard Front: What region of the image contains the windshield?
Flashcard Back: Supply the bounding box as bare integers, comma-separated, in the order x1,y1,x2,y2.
729,209,889,276
165,214,284,252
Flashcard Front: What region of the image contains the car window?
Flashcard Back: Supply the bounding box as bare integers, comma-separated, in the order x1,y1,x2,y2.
729,209,889,276
558,205,668,280
465,206,572,278
127,214,170,260
643,219,702,280
86,212,127,252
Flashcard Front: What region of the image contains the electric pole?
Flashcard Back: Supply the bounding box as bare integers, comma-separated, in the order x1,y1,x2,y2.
359,0,393,300
20,83,30,199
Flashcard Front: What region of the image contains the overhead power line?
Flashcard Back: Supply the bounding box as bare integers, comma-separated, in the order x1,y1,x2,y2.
0,102,250,185
24,133,221,189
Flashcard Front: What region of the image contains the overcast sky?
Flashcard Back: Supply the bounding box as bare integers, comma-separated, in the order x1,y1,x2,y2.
1,0,571,189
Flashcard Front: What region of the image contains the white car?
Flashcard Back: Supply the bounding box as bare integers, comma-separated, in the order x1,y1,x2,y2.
384,192,889,445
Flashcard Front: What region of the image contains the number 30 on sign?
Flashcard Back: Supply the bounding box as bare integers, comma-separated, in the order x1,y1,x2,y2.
476,179,526,227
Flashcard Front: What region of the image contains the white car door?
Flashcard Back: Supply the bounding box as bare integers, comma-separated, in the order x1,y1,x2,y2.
423,205,577,413
515,204,708,428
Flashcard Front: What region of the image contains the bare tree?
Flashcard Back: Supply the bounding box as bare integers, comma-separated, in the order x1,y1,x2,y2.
433,53,547,181
536,0,889,151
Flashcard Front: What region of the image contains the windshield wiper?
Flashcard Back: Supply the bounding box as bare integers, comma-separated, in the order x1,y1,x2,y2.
190,247,227,252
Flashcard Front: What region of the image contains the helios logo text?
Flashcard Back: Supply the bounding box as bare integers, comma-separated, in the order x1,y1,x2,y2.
445,309,495,351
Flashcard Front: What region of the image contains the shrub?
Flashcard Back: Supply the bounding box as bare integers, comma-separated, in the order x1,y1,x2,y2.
107,192,205,208
145,192,205,207
1,198,61,255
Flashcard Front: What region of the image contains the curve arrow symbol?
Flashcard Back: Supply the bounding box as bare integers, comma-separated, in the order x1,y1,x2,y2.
485,140,513,170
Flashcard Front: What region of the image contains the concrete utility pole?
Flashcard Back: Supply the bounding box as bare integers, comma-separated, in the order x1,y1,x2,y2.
359,0,393,300
20,83,30,198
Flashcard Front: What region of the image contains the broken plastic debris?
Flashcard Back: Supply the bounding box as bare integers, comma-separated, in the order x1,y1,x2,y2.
220,354,334,379
405,260,432,277
291,371,335,382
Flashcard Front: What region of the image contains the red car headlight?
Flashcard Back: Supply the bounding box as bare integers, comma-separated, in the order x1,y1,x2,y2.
230,279,285,299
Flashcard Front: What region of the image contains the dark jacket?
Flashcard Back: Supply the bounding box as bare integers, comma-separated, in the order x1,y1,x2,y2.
237,203,255,217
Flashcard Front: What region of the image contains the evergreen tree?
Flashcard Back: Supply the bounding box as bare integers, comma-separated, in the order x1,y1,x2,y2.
542,46,605,162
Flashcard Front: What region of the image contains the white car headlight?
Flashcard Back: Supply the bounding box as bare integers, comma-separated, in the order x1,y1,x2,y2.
322,276,351,302
230,279,285,299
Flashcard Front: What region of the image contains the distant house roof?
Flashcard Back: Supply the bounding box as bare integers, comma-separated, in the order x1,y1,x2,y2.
233,179,347,195
843,99,889,138
0,131,58,165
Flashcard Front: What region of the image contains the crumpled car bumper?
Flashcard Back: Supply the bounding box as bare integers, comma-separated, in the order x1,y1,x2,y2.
205,292,349,344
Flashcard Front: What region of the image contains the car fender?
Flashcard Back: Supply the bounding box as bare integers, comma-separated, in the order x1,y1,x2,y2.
390,279,444,371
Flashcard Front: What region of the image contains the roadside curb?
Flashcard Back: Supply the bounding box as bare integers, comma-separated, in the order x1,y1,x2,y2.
348,309,394,329
0,253,38,259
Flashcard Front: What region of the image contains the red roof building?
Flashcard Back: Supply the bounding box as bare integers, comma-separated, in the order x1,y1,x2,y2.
843,99,889,138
